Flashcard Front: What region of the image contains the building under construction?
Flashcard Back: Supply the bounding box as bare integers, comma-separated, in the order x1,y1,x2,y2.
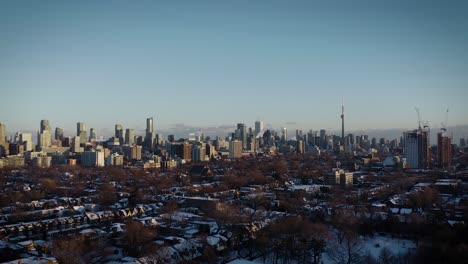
437,132,452,168
404,129,430,169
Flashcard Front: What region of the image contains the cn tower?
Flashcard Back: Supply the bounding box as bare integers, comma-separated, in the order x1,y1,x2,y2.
341,100,345,151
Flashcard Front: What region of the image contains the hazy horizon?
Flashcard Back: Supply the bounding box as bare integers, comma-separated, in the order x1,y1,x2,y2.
3,120,468,144
1,1,467,132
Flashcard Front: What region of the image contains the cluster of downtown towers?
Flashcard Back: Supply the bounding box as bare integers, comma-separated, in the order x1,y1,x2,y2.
0,116,455,169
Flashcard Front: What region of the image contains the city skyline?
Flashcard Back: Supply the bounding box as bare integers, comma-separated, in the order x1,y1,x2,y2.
1,1,468,132
1,117,467,145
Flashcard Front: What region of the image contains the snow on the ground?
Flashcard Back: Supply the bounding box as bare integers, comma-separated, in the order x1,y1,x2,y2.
361,235,416,258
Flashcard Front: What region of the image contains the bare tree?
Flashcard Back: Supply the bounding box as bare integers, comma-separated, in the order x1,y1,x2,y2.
378,247,396,264
327,232,364,264
97,183,118,205
122,220,158,257
51,236,86,264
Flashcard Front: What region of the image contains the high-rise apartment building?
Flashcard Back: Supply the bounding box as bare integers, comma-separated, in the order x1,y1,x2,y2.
192,145,206,162
404,129,430,169
0,123,7,157
19,133,33,151
72,136,84,152
325,169,353,187
437,132,452,168
106,153,124,166
205,143,216,159
182,143,192,161
81,151,105,167
0,123,6,145
229,140,243,159
123,145,142,160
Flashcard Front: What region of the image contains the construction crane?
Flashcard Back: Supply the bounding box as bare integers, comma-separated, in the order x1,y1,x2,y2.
441,108,449,132
423,121,429,129
415,107,429,130
415,107,422,130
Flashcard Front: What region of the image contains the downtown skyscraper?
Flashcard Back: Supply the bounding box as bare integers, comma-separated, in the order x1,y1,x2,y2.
145,117,155,150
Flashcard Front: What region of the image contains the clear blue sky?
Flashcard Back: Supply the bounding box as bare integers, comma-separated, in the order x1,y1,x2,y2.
1,0,467,136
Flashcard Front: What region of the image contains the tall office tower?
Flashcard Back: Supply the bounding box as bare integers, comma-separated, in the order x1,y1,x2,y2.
77,122,88,144
404,129,430,169
262,130,272,146
296,129,304,141
247,127,253,137
37,130,52,150
38,120,52,148
55,127,64,141
319,129,326,149
296,140,305,154
282,127,288,142
460,138,466,148
236,123,247,149
76,122,86,136
19,133,33,151
156,133,163,145
135,136,144,146
255,120,264,134
355,136,361,147
72,136,84,152
125,128,135,145
379,138,386,146
40,120,51,133
229,140,243,159
437,132,452,168
307,130,316,146
146,117,153,134
247,134,257,151
398,136,405,148
145,117,155,150
0,123,6,144
348,134,355,145
89,128,96,142
115,124,125,144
